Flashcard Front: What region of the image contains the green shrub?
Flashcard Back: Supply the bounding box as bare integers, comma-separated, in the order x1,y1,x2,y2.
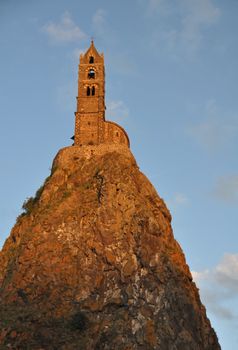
21,175,51,215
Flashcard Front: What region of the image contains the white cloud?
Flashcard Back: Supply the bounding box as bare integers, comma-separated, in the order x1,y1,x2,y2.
180,0,221,50
168,192,189,210
191,269,210,282
42,12,87,43
193,254,238,293
215,254,238,291
188,117,237,150
193,253,238,294
187,100,238,151
202,291,235,320
145,0,221,55
173,193,189,205
167,193,189,217
192,254,238,320
92,9,106,36
107,100,129,122
213,175,238,204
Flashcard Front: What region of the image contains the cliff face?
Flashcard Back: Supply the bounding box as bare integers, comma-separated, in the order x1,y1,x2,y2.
0,145,220,349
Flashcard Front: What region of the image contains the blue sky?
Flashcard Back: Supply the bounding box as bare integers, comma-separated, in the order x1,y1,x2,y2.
0,0,238,348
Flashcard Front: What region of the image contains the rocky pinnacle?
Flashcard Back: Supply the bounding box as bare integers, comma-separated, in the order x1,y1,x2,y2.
0,145,221,349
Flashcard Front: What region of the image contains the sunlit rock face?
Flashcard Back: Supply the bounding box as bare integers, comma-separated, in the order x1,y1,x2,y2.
0,145,220,349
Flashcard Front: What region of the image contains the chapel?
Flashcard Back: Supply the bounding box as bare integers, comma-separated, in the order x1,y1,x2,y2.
74,41,130,147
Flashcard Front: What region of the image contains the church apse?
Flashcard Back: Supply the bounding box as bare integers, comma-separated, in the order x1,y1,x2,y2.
74,41,130,147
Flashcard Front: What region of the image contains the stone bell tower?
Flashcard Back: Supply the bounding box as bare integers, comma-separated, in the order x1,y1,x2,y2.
74,41,130,147
74,40,105,146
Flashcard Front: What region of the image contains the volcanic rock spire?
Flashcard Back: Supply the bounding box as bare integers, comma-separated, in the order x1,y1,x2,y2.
0,43,221,349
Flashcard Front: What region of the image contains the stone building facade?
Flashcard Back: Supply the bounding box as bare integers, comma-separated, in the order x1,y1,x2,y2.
74,41,130,147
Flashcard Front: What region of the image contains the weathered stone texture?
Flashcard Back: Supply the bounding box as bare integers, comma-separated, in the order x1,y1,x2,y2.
0,146,220,349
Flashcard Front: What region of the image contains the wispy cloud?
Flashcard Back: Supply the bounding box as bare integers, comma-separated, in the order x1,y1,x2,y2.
107,100,129,123
192,253,238,320
144,0,221,56
180,0,221,50
187,100,238,151
173,193,189,205
216,254,238,292
188,117,237,151
42,12,87,44
167,192,189,210
92,9,106,37
213,175,238,204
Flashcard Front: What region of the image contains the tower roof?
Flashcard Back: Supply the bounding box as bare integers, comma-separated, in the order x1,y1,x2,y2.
80,40,104,64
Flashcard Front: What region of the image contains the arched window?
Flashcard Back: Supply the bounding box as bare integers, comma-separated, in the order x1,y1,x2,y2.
92,86,95,96
87,86,90,96
88,69,95,79
89,56,94,63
